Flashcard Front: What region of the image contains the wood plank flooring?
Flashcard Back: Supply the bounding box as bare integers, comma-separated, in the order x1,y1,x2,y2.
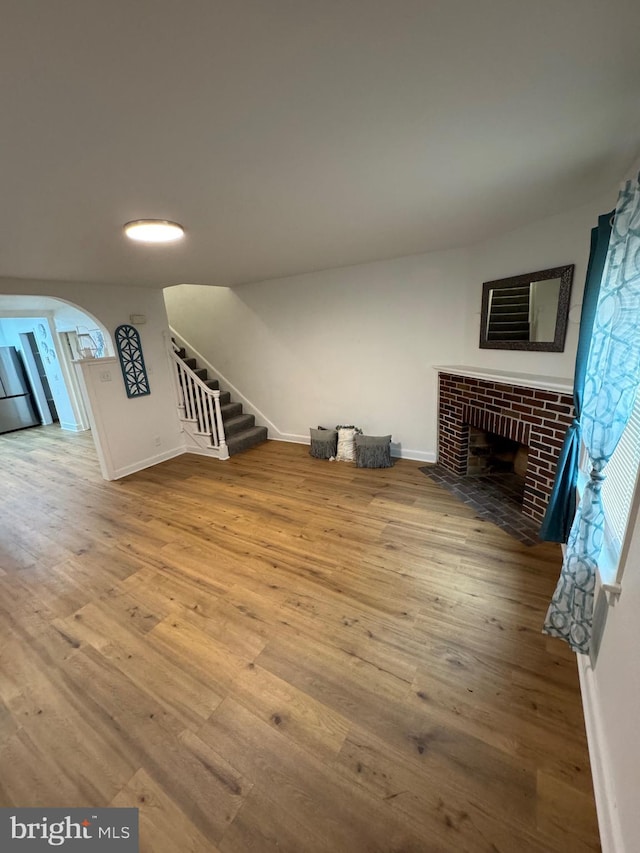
0,426,600,852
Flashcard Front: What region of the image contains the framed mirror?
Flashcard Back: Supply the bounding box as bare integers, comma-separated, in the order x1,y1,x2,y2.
479,264,574,351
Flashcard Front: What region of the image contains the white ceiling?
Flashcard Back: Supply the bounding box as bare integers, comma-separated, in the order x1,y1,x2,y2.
1,1,639,290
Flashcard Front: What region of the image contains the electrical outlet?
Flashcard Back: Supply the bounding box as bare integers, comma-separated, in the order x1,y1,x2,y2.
99,370,112,382
154,436,161,447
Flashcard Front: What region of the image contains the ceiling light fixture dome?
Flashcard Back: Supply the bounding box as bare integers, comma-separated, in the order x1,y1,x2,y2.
124,219,185,243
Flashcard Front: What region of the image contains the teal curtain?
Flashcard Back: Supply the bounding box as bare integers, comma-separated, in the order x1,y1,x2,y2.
544,178,640,654
539,211,613,542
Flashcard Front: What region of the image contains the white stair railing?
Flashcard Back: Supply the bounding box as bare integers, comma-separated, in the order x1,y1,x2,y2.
170,345,228,458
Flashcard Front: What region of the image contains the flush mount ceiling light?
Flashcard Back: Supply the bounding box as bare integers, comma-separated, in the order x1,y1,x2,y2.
123,219,185,243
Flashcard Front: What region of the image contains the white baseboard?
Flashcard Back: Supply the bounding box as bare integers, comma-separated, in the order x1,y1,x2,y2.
184,445,225,459
578,655,623,853
394,448,437,463
268,434,311,445
60,421,90,432
269,435,436,463
110,446,186,480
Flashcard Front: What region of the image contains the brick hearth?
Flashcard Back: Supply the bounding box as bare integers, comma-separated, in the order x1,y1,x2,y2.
438,372,574,524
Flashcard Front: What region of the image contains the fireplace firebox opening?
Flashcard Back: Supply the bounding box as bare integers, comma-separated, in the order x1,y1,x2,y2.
467,427,529,476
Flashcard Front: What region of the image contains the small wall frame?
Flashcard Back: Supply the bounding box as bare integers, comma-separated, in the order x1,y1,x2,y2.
115,324,151,398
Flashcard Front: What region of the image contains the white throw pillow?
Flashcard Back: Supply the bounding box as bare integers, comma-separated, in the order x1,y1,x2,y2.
335,427,358,462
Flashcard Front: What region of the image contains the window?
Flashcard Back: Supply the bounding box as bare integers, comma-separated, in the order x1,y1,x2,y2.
601,388,640,554
579,386,640,587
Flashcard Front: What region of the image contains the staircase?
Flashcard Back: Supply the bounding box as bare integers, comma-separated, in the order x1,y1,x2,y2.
487,284,531,342
171,342,268,458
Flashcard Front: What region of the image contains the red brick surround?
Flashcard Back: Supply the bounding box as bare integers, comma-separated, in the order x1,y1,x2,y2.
438,372,574,524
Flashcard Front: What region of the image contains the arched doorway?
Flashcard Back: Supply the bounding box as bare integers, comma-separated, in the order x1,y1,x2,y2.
0,293,112,455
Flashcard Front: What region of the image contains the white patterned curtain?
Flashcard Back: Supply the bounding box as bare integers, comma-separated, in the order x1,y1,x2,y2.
544,177,640,654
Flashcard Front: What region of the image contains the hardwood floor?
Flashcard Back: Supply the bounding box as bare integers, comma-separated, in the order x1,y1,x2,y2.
0,426,600,852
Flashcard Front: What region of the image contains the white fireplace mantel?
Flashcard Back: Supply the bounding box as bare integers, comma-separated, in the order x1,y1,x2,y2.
434,365,573,395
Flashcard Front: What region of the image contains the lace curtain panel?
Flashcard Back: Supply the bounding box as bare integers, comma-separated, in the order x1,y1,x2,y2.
543,177,640,654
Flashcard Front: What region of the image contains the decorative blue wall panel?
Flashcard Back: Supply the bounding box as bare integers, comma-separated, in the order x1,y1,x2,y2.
115,324,150,398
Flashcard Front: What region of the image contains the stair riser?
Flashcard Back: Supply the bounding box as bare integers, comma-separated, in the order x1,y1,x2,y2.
224,414,256,437
221,402,243,421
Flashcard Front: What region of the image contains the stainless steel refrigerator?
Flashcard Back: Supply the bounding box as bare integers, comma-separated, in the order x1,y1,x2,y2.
0,346,41,434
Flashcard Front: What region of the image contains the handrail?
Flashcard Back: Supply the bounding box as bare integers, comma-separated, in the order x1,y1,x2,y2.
170,347,227,456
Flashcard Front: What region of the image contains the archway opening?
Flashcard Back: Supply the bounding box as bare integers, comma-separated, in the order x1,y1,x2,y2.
0,294,112,462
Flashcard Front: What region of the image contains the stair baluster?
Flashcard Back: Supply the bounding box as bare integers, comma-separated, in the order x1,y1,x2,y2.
169,339,266,458
170,348,227,453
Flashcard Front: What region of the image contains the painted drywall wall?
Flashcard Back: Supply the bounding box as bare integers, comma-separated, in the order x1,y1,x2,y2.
0,277,184,477
165,195,615,458
51,302,100,333
579,495,640,853
165,194,622,459
0,317,78,429
463,190,618,377
165,248,471,460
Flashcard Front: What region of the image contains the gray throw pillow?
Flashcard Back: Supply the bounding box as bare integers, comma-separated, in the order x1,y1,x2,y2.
310,427,338,459
355,434,392,468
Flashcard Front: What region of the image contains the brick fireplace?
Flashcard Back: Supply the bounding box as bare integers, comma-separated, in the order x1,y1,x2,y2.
437,370,574,525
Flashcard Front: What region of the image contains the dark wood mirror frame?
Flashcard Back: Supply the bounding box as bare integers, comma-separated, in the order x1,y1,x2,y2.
479,264,574,352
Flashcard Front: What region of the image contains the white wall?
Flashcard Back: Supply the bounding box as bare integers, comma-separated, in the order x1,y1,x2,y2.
164,192,618,459
165,248,471,460
51,302,113,356
0,277,184,478
463,190,617,378
580,494,640,853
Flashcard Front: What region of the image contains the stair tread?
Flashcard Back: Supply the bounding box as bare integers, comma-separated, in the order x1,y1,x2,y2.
226,426,268,456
